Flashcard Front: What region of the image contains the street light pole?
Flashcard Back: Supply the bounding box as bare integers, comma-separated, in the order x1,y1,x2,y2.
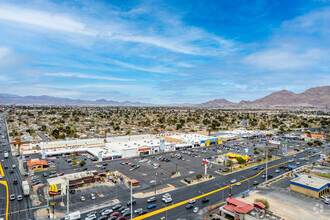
154,172,157,194
162,204,167,220
266,150,268,182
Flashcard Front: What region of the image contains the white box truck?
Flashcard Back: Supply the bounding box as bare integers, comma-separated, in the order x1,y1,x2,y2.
4,152,8,158
22,180,30,196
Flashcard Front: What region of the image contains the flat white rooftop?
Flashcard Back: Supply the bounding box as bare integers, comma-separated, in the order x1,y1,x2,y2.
291,174,329,189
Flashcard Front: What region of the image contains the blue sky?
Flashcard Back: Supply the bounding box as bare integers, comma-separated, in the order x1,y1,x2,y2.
0,0,329,104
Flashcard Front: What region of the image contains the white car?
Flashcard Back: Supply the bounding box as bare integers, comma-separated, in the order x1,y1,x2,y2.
236,182,241,186
101,209,112,216
10,194,15,200
231,179,237,183
90,193,96,200
80,196,86,201
275,169,280,173
189,199,196,204
0,175,3,179
193,207,199,213
85,215,96,220
134,208,143,214
163,193,171,198
163,197,172,203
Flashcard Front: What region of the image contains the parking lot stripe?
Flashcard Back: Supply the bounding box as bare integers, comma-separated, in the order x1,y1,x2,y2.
133,160,290,219
0,180,9,220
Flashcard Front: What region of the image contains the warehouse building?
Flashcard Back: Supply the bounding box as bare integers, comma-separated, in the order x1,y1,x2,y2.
290,174,329,198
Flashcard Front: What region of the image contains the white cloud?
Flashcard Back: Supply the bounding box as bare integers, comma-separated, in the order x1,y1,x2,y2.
110,34,201,55
282,7,330,34
242,47,325,70
0,5,96,36
0,4,235,56
0,75,11,81
0,46,11,59
45,72,135,81
75,83,149,91
109,59,172,74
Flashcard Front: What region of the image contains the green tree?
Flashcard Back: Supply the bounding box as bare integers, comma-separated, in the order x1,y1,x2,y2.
51,129,60,139
79,160,86,167
313,140,323,146
176,124,183,130
254,150,260,155
196,174,203,180
307,142,313,147
236,157,245,164
259,123,267,130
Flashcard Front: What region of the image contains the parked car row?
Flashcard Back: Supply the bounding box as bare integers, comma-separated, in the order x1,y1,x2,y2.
30,175,41,186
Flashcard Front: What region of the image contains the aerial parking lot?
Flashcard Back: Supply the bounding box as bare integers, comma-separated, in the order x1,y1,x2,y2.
27,137,315,219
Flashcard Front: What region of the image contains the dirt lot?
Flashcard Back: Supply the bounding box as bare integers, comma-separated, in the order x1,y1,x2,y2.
239,190,329,220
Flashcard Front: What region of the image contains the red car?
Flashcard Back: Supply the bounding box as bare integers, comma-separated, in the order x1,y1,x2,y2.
58,173,65,176
116,216,125,220
110,212,120,217
125,161,131,165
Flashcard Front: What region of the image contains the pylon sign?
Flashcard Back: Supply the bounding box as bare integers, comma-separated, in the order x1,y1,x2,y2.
49,184,58,196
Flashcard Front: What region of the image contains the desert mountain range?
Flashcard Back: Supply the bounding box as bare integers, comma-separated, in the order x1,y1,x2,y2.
0,86,329,107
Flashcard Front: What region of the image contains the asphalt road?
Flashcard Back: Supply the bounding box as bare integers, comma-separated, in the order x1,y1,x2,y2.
136,148,325,220
74,146,326,220
0,109,34,220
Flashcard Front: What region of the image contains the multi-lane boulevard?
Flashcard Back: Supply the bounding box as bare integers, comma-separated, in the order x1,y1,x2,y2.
76,146,326,220
134,149,324,220
0,109,34,220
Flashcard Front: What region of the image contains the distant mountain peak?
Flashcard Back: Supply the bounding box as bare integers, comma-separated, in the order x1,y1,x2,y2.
205,86,329,107
200,98,234,107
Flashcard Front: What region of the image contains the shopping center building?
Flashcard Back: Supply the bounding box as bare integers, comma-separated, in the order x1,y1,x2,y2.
19,133,221,161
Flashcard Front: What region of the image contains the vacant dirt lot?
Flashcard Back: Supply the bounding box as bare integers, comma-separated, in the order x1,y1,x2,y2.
239,190,329,220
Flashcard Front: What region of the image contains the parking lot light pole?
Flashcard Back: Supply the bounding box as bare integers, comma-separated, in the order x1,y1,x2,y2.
130,180,133,220
67,180,69,215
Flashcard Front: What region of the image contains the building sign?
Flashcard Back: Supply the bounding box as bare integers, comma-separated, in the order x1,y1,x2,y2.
49,184,58,196
138,147,151,152
202,159,210,165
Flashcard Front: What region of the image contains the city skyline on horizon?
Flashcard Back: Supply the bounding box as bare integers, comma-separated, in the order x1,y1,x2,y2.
0,0,330,104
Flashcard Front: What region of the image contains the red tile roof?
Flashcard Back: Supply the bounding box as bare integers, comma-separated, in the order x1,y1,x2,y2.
253,202,266,210
27,160,48,167
225,198,254,214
